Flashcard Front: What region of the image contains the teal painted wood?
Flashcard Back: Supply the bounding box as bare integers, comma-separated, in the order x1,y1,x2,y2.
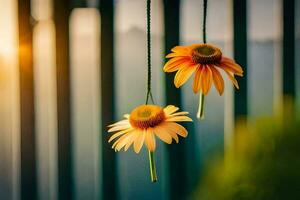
233,0,248,118
99,1,117,200
53,0,73,199
18,0,37,199
283,0,295,97
163,1,188,199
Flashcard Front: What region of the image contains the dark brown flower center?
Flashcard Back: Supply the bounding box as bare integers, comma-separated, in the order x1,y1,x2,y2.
129,105,165,129
192,44,222,64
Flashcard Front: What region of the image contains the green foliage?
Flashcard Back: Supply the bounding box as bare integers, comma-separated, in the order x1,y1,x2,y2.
193,114,300,200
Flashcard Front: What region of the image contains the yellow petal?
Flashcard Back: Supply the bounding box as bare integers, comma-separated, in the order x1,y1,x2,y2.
164,56,185,66
221,57,240,67
220,57,243,75
201,66,213,95
156,122,179,143
210,66,224,95
169,111,189,117
115,131,135,151
133,129,145,153
153,125,172,144
221,57,235,63
174,64,197,88
168,129,179,143
123,114,130,119
163,105,179,115
166,52,189,58
192,65,203,93
220,63,243,76
171,46,189,53
163,57,188,72
124,132,138,151
166,52,178,58
108,119,129,128
112,132,130,149
145,128,156,152
166,116,193,122
108,124,131,132
165,122,188,138
108,128,133,143
223,68,239,89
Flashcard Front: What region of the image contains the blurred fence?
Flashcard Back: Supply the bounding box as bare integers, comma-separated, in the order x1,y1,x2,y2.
0,0,299,200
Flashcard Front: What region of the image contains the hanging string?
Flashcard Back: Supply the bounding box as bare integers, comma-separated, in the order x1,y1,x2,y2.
197,0,208,119
202,0,207,43
145,0,157,182
145,0,152,105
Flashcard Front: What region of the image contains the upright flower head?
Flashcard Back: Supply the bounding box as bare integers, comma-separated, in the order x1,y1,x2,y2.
108,105,192,153
164,43,244,95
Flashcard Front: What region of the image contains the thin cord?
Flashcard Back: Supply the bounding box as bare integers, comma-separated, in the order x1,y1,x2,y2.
203,0,207,43
197,0,208,119
145,0,152,104
145,2,157,183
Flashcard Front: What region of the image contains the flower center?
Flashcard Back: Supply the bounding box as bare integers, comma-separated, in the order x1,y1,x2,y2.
192,44,222,64
129,105,165,129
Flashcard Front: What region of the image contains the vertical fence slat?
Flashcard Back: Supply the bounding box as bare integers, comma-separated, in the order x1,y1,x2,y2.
163,1,187,199
72,0,87,8
233,0,248,118
99,1,117,200
53,0,73,199
283,0,295,98
17,0,37,199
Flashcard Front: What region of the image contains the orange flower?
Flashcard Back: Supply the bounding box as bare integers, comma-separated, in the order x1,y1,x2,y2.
163,43,243,95
108,105,192,153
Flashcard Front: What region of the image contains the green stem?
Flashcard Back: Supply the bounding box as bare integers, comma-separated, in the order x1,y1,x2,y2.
197,92,205,120
148,150,157,182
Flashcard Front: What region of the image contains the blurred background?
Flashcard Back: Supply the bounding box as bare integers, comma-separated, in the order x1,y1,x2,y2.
0,0,299,200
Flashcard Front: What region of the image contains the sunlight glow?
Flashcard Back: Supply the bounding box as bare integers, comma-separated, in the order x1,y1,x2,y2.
0,0,18,58
0,0,20,200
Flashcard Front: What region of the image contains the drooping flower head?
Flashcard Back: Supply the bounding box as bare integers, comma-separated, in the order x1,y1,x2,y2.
164,43,244,95
108,105,192,153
